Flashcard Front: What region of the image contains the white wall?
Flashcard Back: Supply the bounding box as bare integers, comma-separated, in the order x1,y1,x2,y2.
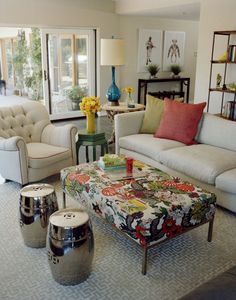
119,15,199,102
194,0,236,113
0,0,119,103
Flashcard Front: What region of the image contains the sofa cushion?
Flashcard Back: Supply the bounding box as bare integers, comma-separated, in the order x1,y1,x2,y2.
155,100,206,145
119,134,185,161
27,142,71,169
139,95,164,134
139,95,184,134
197,113,236,152
216,169,236,194
159,144,236,184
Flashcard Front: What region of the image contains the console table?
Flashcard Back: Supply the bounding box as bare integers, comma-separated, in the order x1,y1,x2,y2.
138,77,190,105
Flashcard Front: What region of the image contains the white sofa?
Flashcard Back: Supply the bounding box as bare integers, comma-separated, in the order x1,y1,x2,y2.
0,102,77,185
115,111,236,213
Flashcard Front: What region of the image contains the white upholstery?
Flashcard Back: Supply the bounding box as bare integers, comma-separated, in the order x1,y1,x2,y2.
115,111,236,213
160,144,236,185
119,134,185,161
215,169,236,194
0,102,77,184
197,113,236,151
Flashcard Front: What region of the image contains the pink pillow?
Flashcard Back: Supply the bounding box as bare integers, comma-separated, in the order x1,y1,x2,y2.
154,100,206,145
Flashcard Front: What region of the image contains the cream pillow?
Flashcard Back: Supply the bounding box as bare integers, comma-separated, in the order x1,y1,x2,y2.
139,95,184,134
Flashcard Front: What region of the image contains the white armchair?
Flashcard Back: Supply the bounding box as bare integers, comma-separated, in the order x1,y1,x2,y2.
0,101,77,185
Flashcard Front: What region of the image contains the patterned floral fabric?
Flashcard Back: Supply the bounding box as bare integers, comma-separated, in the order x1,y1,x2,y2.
61,161,216,247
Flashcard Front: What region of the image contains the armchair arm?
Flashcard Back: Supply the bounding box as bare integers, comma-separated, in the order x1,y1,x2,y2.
41,124,78,165
114,111,145,155
0,137,28,184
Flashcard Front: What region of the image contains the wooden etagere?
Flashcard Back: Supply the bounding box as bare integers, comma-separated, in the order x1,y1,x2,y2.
207,30,236,120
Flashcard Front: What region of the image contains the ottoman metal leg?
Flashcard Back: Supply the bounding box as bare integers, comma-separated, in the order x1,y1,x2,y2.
207,217,214,242
63,191,66,209
142,246,148,275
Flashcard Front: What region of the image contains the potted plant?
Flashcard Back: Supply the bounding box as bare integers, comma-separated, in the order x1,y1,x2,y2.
146,64,160,78
170,64,182,78
66,85,88,110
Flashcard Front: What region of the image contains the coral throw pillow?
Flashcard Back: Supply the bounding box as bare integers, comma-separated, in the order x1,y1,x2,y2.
154,100,206,145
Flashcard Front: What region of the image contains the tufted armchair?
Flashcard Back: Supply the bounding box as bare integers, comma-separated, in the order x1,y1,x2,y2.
0,101,77,185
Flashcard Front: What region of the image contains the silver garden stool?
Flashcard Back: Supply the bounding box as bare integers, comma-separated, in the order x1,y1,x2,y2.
19,184,58,248
47,208,94,285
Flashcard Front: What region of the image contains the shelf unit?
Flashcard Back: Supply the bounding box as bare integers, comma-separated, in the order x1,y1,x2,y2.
207,30,236,120
138,77,190,105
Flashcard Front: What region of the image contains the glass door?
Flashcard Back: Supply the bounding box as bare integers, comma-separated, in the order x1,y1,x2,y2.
41,28,96,120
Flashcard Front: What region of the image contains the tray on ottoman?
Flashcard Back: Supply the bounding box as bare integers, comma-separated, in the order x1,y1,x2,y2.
61,160,216,275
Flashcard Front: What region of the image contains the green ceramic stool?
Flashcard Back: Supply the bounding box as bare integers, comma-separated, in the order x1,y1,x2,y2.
76,130,108,164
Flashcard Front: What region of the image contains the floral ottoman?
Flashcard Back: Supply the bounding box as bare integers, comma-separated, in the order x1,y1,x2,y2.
61,161,216,275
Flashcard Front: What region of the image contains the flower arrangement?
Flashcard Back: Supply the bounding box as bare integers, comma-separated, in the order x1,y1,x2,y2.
122,86,135,95
122,86,135,108
79,96,101,115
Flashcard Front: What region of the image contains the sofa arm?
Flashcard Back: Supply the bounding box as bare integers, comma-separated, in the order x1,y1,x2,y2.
114,111,145,155
41,124,78,164
0,137,28,184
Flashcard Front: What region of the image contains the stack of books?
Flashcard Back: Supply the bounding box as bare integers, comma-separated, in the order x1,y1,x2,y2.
98,154,126,170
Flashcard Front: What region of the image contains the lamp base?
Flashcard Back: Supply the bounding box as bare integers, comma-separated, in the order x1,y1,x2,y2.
109,101,119,106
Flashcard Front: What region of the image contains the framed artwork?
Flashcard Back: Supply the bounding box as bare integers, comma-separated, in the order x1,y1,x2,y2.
163,31,185,71
137,29,163,73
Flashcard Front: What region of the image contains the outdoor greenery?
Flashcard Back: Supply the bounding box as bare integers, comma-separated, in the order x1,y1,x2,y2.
13,30,28,95
13,28,43,100
25,28,43,100
66,85,87,101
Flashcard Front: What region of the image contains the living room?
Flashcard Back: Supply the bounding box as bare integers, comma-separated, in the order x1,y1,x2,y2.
0,0,236,299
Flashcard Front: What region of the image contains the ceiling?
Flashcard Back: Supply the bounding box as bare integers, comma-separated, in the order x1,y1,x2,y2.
114,0,201,21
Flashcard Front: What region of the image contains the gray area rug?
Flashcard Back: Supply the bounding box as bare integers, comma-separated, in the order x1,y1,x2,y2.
0,177,236,300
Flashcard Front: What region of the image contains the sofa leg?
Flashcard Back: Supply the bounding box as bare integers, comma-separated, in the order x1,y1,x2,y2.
62,191,66,209
142,246,148,275
207,217,214,242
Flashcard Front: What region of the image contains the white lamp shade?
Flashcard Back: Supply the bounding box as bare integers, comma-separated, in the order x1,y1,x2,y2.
100,38,125,66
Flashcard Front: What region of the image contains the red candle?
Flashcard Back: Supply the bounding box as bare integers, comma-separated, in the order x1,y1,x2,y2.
126,157,133,176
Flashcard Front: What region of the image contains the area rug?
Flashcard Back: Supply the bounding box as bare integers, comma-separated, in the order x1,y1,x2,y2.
0,178,236,300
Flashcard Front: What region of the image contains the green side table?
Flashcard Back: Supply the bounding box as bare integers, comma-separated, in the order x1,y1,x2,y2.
76,130,108,164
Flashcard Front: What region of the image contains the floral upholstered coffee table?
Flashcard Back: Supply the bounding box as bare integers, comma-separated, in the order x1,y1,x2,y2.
61,161,216,275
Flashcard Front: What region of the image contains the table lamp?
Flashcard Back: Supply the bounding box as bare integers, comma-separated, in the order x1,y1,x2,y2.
101,38,125,106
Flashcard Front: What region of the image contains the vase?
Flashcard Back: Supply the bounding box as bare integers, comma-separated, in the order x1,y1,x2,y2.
126,92,135,108
86,112,95,133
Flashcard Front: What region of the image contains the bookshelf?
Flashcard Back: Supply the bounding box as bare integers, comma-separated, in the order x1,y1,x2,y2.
207,30,236,120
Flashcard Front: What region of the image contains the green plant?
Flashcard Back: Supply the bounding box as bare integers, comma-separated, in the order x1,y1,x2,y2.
146,64,160,76
170,64,182,75
66,85,88,101
13,30,29,95
25,28,43,101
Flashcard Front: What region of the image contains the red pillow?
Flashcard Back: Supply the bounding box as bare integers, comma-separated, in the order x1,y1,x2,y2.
154,100,206,145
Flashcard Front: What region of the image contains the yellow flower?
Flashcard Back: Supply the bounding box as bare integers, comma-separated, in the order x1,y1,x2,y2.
79,96,101,115
122,86,134,94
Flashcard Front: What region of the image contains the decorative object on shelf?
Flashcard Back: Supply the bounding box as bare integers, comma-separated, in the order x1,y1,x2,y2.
65,85,88,110
169,64,182,78
227,82,236,91
216,73,222,88
79,96,101,133
163,31,185,71
218,51,228,62
123,86,135,108
137,29,163,73
101,37,125,106
146,64,160,78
